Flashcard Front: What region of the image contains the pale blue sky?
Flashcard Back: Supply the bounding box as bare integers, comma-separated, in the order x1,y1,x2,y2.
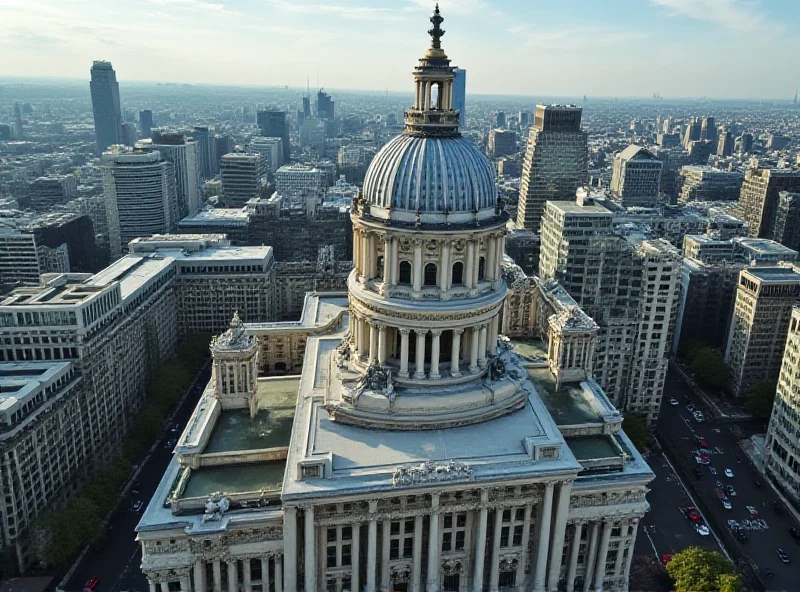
1,0,797,99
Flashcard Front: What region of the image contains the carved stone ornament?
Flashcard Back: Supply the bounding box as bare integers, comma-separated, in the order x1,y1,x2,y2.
202,493,230,523
499,553,520,572
354,364,394,400
486,355,506,381
392,460,473,487
390,563,412,582
441,558,463,575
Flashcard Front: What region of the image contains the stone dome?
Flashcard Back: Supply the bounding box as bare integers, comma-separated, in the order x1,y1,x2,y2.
363,134,498,213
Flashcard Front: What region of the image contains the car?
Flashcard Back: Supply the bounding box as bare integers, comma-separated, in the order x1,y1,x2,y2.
695,523,710,536
694,412,705,423
734,529,748,542
694,466,703,478
131,500,144,513
724,468,734,478
164,438,177,449
696,437,709,448
715,480,723,489
660,553,673,567
762,567,774,579
725,485,737,497
170,423,180,432
789,527,800,542
687,404,696,413
697,455,711,465
683,506,702,523
722,499,732,510
746,505,759,516
709,466,717,475
777,548,791,563
697,448,712,455
669,398,679,406
84,578,99,592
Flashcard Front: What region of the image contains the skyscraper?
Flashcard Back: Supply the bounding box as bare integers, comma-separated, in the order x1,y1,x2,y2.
139,109,153,139
316,89,335,121
453,67,466,127
89,60,122,155
682,117,701,148
717,129,734,157
13,102,23,139
219,153,263,208
737,167,800,240
700,116,717,143
189,126,214,180
257,110,289,163
610,145,663,208
146,131,202,218
516,104,589,232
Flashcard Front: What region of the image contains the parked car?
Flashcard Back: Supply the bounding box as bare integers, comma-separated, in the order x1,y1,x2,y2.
696,436,709,448
694,411,705,423
132,500,144,513
669,398,679,406
724,468,734,478
695,523,710,536
687,404,696,413
709,466,717,475
165,438,177,449
84,578,99,592
746,505,759,517
170,423,180,432
725,485,737,497
697,455,711,465
777,548,791,563
660,553,673,567
683,506,702,523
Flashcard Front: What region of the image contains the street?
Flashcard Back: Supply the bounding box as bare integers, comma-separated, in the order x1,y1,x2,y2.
66,364,210,592
657,367,800,591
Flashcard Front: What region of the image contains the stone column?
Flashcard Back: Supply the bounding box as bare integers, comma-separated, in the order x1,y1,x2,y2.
368,234,377,280
399,329,410,378
213,560,222,592
351,523,361,592
582,523,598,592
623,520,638,587
148,581,157,592
381,519,392,591
304,506,316,592
430,330,442,379
181,576,191,592
383,236,392,285
533,482,555,592
366,500,378,592
194,560,207,592
243,559,252,592
412,514,424,592
486,236,497,281
260,558,270,592
414,331,427,379
516,504,533,589
495,236,505,281
424,81,432,109
474,241,483,283
413,241,423,292
614,523,628,581
565,523,583,592
355,316,364,357
470,326,480,373
593,522,613,592
440,241,451,292
161,581,170,592
392,237,399,285
478,325,488,368
283,507,297,592
489,508,503,591
465,241,475,288
473,490,489,592
547,481,573,591
369,323,378,365
227,560,237,592
377,325,387,365
489,316,499,356
426,494,441,592
451,329,463,377
274,555,283,592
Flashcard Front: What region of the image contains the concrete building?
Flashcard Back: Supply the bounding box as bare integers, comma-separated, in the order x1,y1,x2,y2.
178,208,251,245
724,265,800,397
682,118,701,148
139,110,153,139
220,153,264,208
275,246,350,321
516,105,588,232
189,126,215,180
315,89,335,121
144,132,202,218
247,137,283,178
274,164,323,199
610,145,662,208
488,129,517,158
737,133,754,155
737,166,800,240
89,61,122,155
299,118,326,154
772,192,800,252
27,175,77,210
101,146,178,257
678,166,744,203
136,12,651,592
673,236,797,355
256,111,289,163
539,198,682,424
700,116,717,144
717,129,734,157
763,306,800,505
0,224,68,285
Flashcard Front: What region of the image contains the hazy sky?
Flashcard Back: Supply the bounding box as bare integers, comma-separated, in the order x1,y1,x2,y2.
1,0,798,99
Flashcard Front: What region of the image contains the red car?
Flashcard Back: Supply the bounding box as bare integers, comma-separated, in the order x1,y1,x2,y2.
84,578,99,592
661,553,673,566
696,437,709,448
683,506,702,523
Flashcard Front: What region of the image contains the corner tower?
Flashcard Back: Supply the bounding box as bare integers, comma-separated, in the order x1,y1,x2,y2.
329,6,524,428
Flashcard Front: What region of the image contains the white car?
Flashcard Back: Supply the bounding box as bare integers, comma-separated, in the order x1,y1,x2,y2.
670,398,679,406
695,523,710,536
694,411,705,423
724,468,734,478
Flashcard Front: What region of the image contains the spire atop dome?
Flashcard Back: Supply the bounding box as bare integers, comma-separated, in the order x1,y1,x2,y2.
428,4,445,50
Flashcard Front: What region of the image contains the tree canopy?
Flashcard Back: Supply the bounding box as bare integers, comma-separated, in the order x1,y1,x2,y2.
744,381,777,420
623,413,650,451
665,547,742,592
687,345,730,392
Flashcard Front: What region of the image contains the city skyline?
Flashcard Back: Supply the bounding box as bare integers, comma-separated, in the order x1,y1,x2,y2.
1,0,799,100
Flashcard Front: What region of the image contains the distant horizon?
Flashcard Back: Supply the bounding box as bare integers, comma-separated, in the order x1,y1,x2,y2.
1,75,797,105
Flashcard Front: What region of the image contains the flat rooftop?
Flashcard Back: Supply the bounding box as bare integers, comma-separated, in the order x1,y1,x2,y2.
744,266,800,282
181,460,286,498
565,435,620,461
204,377,299,453
511,339,548,362
548,201,611,215
179,208,250,225
526,367,599,426
736,238,797,255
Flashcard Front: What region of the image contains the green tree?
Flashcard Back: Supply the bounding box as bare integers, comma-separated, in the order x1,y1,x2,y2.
689,347,730,391
623,413,650,451
666,547,741,592
744,381,777,420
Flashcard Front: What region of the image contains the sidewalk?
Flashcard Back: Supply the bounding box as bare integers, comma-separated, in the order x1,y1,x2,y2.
740,437,800,526
670,360,751,422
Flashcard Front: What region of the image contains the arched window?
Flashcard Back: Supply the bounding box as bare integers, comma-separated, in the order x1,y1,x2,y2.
478,257,486,281
399,261,412,285
451,261,464,286
424,263,438,287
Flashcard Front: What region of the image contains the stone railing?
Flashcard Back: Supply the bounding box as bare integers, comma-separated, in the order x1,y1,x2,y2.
199,446,289,468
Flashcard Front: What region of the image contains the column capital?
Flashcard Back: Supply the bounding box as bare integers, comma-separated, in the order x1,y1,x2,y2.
431,329,442,337
453,328,464,335
377,324,387,333
399,327,411,335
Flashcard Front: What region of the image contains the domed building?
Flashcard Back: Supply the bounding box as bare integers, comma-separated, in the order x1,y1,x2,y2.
137,8,653,592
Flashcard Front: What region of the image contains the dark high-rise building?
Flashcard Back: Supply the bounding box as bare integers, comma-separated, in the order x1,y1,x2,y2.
302,95,311,119
190,126,214,180
316,89,335,121
700,116,717,143
737,133,754,154
488,129,517,157
89,60,122,154
516,104,588,232
257,110,289,163
27,212,99,272
0,124,11,141
214,135,232,171
13,102,23,139
738,167,800,240
453,68,466,127
773,192,800,251
139,109,153,139
717,129,734,157
687,140,713,165
495,111,506,128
